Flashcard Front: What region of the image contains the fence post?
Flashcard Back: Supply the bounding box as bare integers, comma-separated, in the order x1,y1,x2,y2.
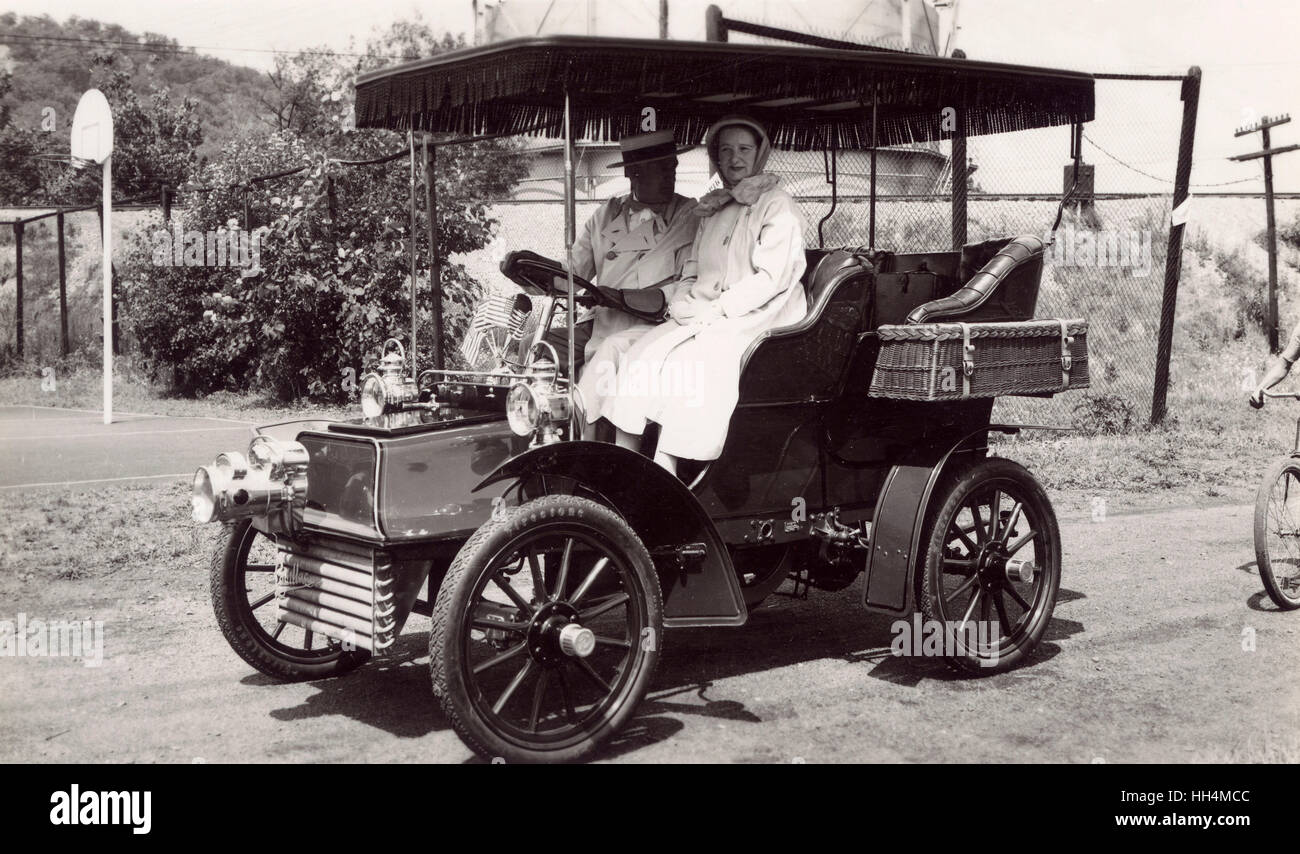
13,221,23,360
1151,66,1201,425
57,211,68,358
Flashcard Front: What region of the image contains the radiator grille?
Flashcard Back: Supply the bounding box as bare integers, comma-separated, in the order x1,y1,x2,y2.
274,542,396,653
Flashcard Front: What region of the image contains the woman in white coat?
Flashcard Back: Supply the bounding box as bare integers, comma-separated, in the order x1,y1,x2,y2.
598,115,807,475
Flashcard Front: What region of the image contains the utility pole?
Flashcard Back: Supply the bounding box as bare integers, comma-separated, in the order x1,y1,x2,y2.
660,0,668,38
1231,114,1299,353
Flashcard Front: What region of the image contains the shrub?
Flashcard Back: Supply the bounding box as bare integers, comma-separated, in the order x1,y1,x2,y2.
1071,392,1137,435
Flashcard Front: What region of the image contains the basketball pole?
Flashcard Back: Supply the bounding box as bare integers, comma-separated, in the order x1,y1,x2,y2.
102,152,112,425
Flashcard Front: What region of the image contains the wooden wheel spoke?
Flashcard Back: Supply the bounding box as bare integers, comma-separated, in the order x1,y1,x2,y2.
554,539,574,601
527,550,546,603
967,499,988,544
249,591,275,611
943,558,976,574
1006,529,1037,557
958,587,982,634
557,670,577,724
569,557,610,606
1005,585,1031,611
1000,502,1023,544
470,618,528,634
472,641,528,675
528,671,551,733
593,635,631,649
947,573,979,601
994,590,1014,636
574,657,611,693
245,563,276,573
271,621,287,640
491,659,536,716
303,629,313,650
988,489,1003,541
579,592,629,623
491,574,535,615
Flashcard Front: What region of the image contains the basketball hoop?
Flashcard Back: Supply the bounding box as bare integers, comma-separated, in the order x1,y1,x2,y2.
70,90,114,166
71,89,116,424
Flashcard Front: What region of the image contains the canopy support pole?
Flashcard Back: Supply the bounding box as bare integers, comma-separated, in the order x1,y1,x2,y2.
869,85,878,250
563,92,578,433
423,135,444,370
408,128,418,378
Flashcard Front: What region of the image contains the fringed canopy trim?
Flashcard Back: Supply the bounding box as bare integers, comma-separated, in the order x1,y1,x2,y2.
355,36,1094,148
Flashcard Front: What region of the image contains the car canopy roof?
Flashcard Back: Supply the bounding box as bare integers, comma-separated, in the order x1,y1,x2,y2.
354,35,1094,149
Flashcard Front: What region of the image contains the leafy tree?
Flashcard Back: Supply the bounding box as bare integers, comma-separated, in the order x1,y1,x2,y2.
0,70,44,204
120,16,528,401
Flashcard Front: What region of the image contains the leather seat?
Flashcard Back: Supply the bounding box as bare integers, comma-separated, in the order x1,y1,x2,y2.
737,248,875,404
906,235,1044,324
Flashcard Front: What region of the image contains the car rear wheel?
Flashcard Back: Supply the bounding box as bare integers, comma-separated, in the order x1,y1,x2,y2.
430,495,662,763
210,518,371,681
919,458,1061,674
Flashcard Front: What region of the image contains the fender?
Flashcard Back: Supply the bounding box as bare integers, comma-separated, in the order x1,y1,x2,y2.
861,424,1070,615
476,441,747,628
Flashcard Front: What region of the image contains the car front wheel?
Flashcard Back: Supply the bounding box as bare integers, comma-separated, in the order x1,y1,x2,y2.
430,495,662,763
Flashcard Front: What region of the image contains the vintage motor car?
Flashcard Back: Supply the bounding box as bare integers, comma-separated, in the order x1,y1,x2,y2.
191,34,1095,762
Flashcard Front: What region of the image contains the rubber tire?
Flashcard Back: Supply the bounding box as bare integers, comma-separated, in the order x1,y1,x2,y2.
919,458,1061,674
430,495,663,763
210,518,371,681
1254,456,1300,610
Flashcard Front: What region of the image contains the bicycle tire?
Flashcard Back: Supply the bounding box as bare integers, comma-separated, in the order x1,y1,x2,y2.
1253,456,1300,610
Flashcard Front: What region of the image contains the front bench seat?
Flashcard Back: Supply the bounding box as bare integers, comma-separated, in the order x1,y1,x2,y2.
906,235,1044,324
737,248,875,405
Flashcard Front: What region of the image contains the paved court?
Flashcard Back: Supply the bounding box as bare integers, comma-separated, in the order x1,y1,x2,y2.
0,405,256,490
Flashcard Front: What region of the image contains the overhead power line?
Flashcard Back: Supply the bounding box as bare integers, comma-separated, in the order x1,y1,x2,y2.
0,32,408,61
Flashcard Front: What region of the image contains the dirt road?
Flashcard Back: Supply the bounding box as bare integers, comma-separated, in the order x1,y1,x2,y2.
2,498,1297,763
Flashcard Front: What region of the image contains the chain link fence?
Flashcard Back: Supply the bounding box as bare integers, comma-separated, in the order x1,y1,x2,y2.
462,77,1198,427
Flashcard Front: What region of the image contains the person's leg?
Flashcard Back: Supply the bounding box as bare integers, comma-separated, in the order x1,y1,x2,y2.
615,428,640,450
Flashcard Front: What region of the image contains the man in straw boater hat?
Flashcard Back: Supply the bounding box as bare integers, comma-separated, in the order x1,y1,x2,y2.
546,129,697,436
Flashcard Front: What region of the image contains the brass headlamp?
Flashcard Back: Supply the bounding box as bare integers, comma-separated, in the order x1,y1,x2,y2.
191,435,309,529
506,342,578,445
359,338,420,417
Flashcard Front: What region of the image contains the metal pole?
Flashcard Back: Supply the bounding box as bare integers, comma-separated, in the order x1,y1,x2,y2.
1263,124,1278,352
423,135,444,370
563,92,577,431
13,222,22,361
951,49,968,249
408,127,418,378
660,0,669,37
57,211,67,358
103,153,113,424
1151,66,1201,425
869,86,878,250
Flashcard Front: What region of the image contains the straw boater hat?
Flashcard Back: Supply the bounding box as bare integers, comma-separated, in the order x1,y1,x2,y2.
608,130,692,169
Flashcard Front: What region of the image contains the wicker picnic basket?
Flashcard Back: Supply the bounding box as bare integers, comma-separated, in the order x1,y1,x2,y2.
869,318,1089,401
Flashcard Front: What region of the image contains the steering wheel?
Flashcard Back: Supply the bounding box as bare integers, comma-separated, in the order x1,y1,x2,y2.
500,250,605,306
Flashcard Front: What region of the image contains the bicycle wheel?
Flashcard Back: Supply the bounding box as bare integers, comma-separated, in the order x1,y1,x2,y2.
1253,456,1300,610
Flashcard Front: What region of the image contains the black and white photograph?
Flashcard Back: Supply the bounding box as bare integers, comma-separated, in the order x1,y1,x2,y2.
0,0,1295,813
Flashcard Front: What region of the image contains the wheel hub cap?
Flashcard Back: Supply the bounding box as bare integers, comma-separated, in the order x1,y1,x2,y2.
526,600,592,665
